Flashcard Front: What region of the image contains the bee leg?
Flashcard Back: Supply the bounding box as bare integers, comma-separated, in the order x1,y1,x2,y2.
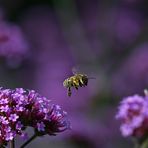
79,80,83,87
73,83,78,90
79,78,84,86
75,86,78,90
67,87,72,97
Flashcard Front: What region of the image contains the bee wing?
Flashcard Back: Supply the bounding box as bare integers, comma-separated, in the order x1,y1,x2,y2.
72,67,79,75
72,66,96,79
72,66,85,75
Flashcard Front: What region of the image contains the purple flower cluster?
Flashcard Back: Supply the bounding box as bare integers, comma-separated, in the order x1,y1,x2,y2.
0,88,70,146
0,21,29,67
116,94,148,138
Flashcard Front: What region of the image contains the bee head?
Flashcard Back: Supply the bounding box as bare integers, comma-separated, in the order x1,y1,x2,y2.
82,75,88,86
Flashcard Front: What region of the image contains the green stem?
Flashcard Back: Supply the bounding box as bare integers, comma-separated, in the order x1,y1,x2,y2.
141,139,148,148
10,139,15,148
133,138,148,148
20,134,37,148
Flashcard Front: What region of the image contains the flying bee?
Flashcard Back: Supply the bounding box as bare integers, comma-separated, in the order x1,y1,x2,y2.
63,70,95,97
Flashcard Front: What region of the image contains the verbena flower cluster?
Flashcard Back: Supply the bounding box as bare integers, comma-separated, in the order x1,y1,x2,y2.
0,21,29,67
0,88,70,147
116,94,148,138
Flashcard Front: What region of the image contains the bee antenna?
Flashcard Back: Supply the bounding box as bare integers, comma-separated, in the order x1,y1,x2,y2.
88,77,96,79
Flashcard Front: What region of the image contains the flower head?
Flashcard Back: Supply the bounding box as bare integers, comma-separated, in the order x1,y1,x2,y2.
0,21,29,68
0,87,70,146
116,93,148,138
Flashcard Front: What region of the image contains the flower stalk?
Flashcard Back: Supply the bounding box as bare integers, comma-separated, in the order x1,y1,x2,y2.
10,139,15,148
20,134,37,148
133,139,148,148
140,138,148,148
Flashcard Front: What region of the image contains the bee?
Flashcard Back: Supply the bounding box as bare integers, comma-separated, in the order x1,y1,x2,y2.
63,70,94,97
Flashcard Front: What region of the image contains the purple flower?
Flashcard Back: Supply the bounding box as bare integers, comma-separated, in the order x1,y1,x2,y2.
5,132,15,141
37,122,45,132
9,114,19,122
16,121,23,130
0,20,29,68
116,93,148,138
15,105,24,112
0,87,70,146
0,116,9,125
0,98,8,104
0,105,9,112
4,126,11,133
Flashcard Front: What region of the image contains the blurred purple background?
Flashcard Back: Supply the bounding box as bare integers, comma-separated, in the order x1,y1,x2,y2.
0,0,148,147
